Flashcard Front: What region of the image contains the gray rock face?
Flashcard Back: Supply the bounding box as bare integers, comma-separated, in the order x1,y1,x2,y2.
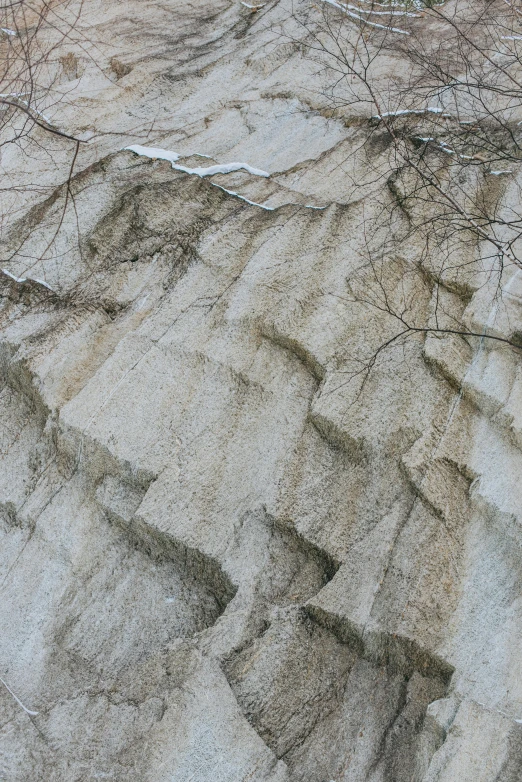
1,0,522,779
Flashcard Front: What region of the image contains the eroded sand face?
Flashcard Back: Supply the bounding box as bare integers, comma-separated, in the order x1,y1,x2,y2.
0,1,522,779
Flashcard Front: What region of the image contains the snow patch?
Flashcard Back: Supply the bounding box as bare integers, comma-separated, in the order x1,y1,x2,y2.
320,0,410,34
0,675,38,716
125,145,327,211
210,183,275,210
176,161,269,178
374,107,450,119
31,277,54,290
19,99,54,126
124,145,181,164
125,145,269,178
2,269,27,284
2,268,54,291
415,137,476,161
343,2,419,17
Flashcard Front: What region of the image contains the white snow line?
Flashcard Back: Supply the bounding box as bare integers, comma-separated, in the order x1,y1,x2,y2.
358,0,411,7
124,145,269,178
356,0,408,6
1,268,54,291
31,277,54,290
175,161,270,178
0,95,56,127
415,137,475,161
211,183,329,212
489,170,513,175
18,99,54,126
208,182,330,211
373,107,450,119
124,144,181,164
437,141,457,155
2,268,27,283
210,183,275,210
124,146,328,212
0,28,16,36
501,35,522,41
343,3,419,17
320,0,409,33
240,2,266,7
438,143,473,160
0,676,38,716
